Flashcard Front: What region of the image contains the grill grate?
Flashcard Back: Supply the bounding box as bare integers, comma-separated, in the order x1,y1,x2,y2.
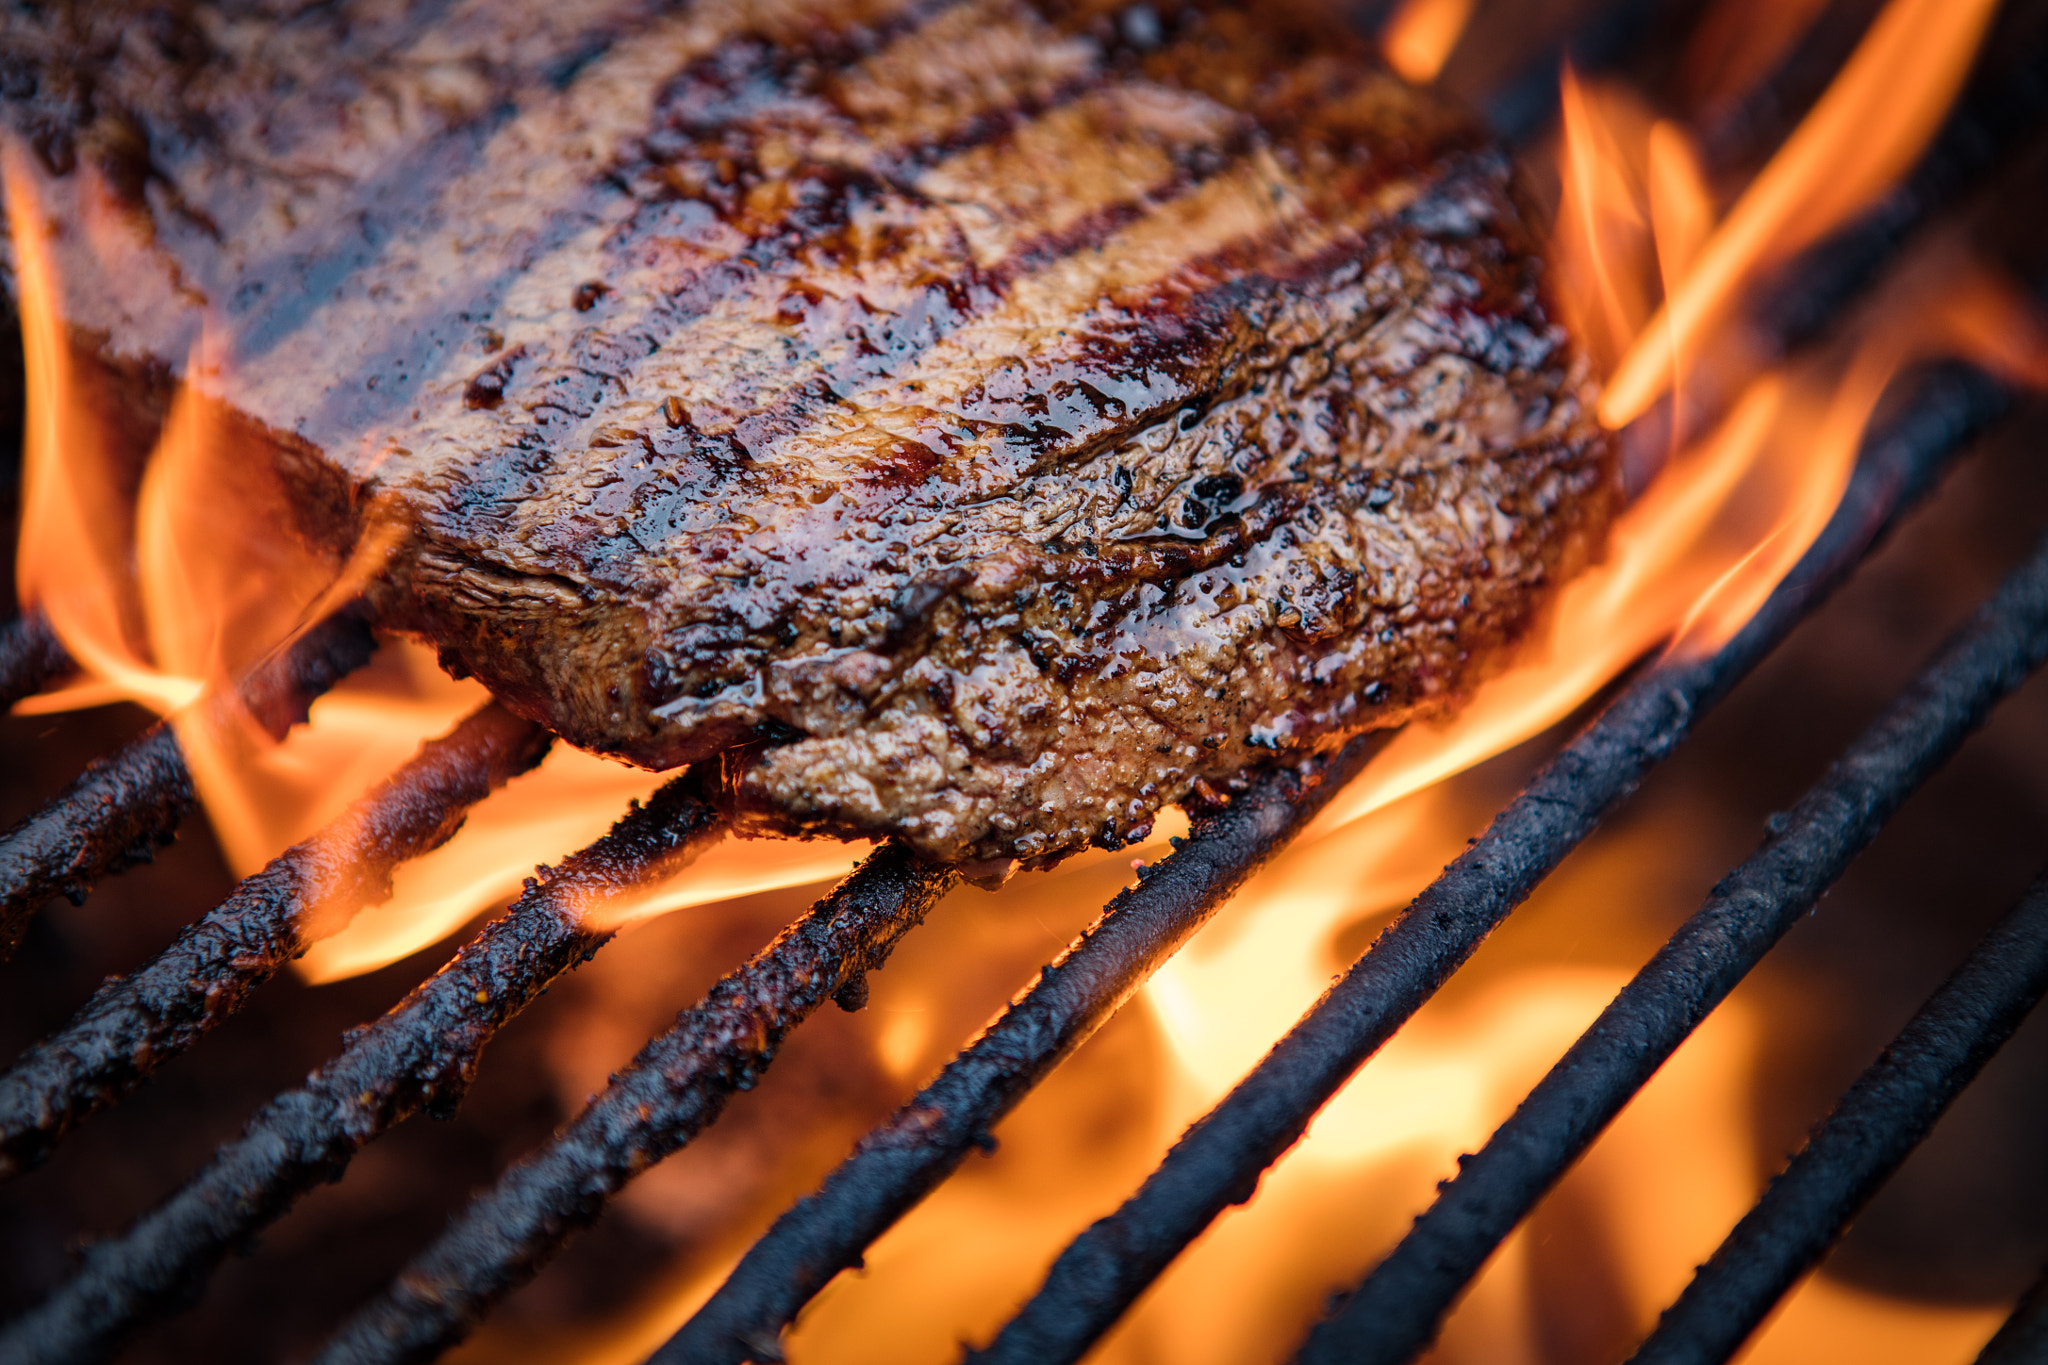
0,614,65,714
1979,1264,2048,1365
315,845,958,1365
662,359,2020,1365
1623,873,2048,1365
3,3,2048,1363
1285,512,2048,1365
0,779,723,1365
0,702,549,1178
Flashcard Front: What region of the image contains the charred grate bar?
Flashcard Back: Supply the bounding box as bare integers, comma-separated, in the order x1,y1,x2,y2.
0,702,551,1179
0,613,68,713
1977,1262,2048,1365
649,360,2014,1365
1286,532,2048,1365
0,607,379,955
312,843,960,1365
0,778,724,1365
961,369,2043,1365
1620,870,2048,1365
0,726,188,961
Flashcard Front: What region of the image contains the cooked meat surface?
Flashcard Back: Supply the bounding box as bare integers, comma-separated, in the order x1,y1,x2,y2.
2,0,1615,870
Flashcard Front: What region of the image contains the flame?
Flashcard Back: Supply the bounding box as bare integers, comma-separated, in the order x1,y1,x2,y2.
5,146,188,714
298,744,871,982
1601,0,2003,427
1553,70,1662,377
1380,0,1474,84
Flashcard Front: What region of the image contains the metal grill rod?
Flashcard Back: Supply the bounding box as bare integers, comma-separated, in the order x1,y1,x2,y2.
0,607,377,957
959,367,2031,1365
1620,870,2048,1365
312,844,959,1365
653,363,2011,1365
0,702,550,1180
0,778,724,1365
0,613,67,712
1286,528,2048,1365
1976,1262,2048,1365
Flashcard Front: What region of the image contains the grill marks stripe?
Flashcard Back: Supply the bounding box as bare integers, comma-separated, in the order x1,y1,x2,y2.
592,85,1258,457
426,38,1442,599
407,6,1249,550
385,0,1107,514
732,142,1430,495
253,0,880,447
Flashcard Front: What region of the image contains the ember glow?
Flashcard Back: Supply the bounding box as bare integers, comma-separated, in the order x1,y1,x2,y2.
4,0,2046,1358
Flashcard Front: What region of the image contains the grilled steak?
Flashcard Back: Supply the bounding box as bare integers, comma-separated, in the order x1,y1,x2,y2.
2,0,1615,871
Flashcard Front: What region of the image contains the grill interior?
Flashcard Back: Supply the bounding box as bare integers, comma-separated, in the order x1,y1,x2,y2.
4,1,2048,1363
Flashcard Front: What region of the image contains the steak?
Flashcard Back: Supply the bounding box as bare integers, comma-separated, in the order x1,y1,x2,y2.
2,0,1616,873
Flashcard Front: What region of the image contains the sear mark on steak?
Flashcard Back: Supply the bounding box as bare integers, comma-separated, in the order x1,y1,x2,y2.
1,0,1617,873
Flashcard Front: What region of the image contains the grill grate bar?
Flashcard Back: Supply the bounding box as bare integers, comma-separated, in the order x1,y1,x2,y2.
1619,871,2048,1365
0,608,378,956
0,702,550,1181
0,613,68,712
950,364,2021,1365
1975,1261,2048,1365
1286,531,2048,1365
653,361,2012,1365
0,777,724,1365
0,726,191,962
313,844,959,1365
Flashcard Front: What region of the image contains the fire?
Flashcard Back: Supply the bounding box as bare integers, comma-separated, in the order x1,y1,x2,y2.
1599,0,2004,428
5,146,191,716
7,0,2048,1357
1380,0,1473,85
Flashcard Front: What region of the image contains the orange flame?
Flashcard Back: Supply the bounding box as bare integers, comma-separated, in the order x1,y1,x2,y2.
1380,0,1475,84
1554,69,1663,376
5,145,186,714
1601,0,2003,427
